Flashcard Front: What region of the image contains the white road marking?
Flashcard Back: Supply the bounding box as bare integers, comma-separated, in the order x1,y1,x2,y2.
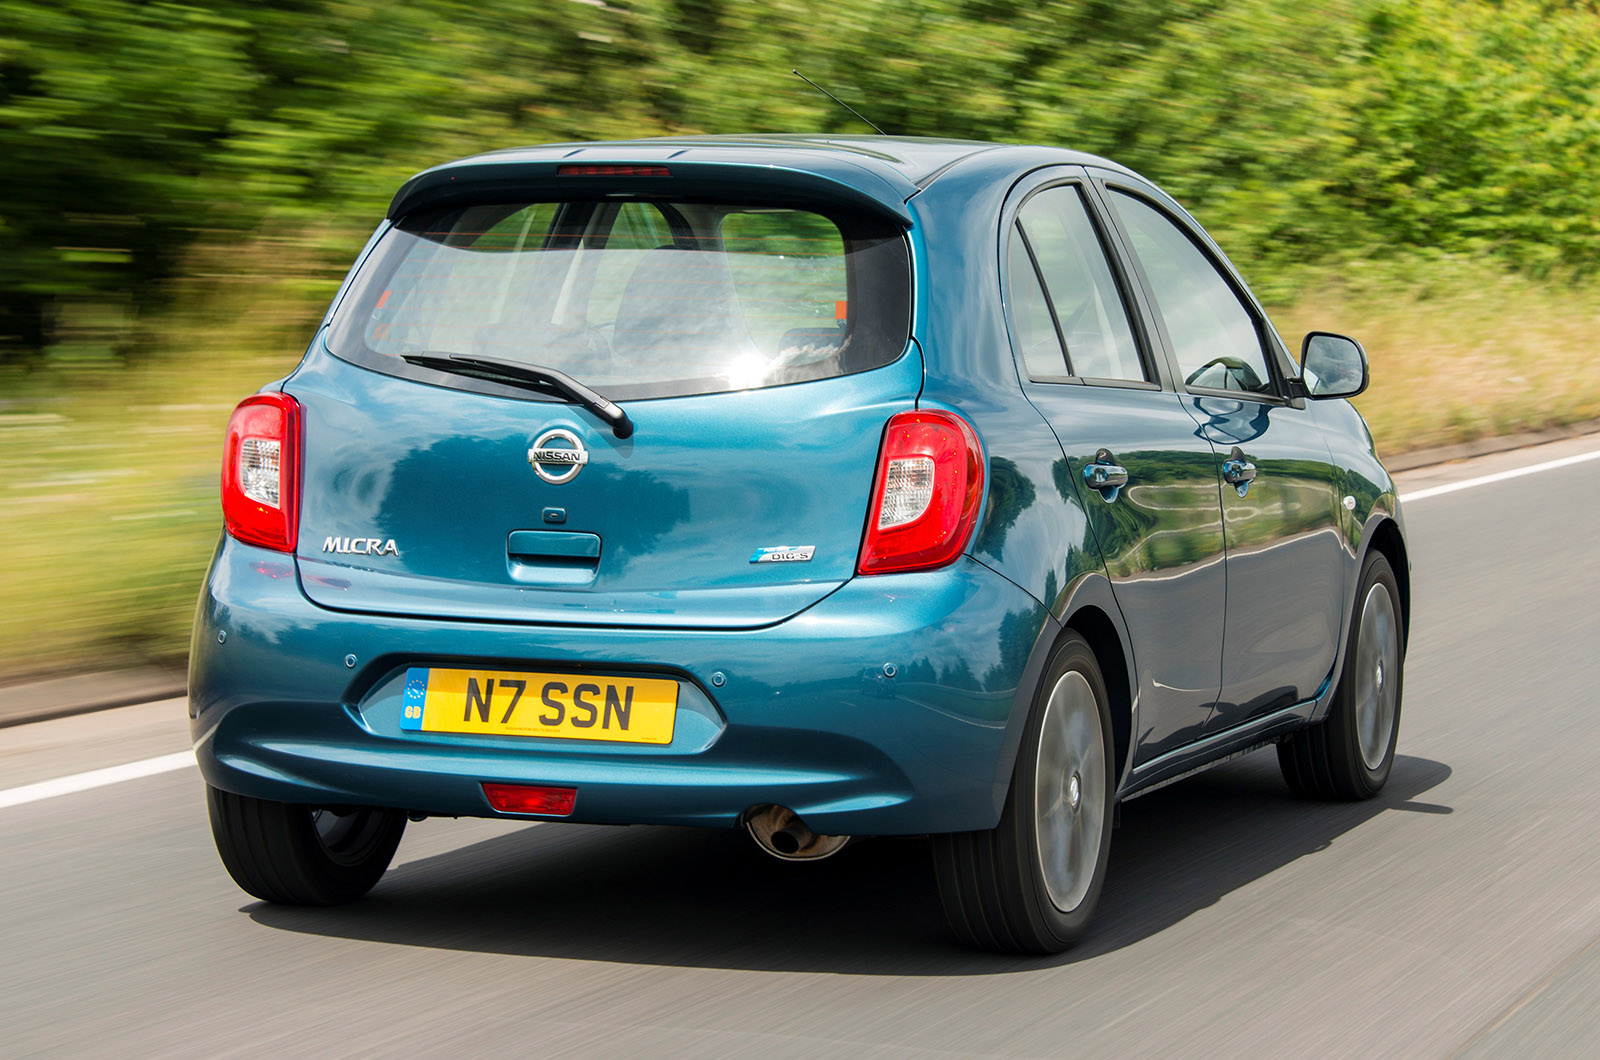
1402,447,1600,502
0,750,195,810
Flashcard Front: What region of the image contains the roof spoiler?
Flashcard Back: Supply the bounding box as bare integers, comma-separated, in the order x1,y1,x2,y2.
387,158,915,227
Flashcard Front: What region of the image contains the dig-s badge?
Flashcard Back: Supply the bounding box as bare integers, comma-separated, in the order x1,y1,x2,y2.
750,545,816,564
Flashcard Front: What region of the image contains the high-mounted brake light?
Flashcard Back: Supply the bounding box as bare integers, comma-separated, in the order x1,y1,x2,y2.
555,164,671,177
221,392,301,552
858,410,985,575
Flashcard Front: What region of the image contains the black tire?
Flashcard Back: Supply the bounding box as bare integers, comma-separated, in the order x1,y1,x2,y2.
1279,549,1404,800
932,633,1115,954
206,786,406,905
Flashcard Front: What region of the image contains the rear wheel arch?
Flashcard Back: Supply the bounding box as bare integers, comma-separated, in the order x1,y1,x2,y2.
934,629,1116,952
1062,605,1134,792
987,574,1137,826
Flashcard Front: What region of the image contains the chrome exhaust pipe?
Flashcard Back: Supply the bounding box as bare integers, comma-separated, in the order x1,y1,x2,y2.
744,804,850,861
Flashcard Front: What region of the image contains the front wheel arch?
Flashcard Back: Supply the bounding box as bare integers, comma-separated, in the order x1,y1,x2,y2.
1365,518,1410,655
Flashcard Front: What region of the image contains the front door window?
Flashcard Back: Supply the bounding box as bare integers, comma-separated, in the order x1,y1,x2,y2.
1109,191,1273,396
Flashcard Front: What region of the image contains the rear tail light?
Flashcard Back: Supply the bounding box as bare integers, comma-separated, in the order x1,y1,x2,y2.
221,393,301,552
858,409,985,575
482,782,577,816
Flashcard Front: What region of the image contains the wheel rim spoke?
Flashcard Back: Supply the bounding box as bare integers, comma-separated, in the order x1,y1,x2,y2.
1354,583,1399,771
1034,670,1105,913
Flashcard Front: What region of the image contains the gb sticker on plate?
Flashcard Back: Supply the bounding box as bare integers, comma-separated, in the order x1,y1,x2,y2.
749,545,816,564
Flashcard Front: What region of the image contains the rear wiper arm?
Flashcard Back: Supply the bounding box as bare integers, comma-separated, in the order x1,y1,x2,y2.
403,353,634,439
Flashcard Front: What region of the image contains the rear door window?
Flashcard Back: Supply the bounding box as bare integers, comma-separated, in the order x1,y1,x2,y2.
1013,186,1146,383
328,199,910,401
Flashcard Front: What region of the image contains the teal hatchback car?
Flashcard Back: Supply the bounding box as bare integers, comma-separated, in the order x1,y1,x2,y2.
192,136,1410,953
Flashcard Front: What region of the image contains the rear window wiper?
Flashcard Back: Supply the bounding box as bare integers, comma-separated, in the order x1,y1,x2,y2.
402,353,635,439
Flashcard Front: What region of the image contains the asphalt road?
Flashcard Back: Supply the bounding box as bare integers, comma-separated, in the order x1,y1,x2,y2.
4,438,1600,1059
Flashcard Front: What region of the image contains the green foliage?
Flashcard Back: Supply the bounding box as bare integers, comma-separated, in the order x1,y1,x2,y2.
1346,0,1600,272
0,1,257,356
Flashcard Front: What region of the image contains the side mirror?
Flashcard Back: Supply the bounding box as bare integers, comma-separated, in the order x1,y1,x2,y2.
1298,331,1369,399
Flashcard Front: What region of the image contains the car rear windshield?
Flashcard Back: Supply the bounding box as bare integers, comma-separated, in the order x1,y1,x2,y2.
327,198,912,401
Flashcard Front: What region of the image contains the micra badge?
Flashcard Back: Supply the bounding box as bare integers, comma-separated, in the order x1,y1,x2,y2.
323,536,400,557
750,545,815,564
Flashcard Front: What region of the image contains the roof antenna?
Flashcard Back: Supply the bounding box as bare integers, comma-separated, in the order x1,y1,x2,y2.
792,70,887,135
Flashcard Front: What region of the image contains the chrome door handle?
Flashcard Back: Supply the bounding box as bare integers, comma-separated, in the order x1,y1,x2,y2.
1083,448,1129,496
1221,459,1256,485
1222,447,1257,496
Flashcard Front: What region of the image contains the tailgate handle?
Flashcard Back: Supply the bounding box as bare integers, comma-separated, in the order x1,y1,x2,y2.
507,530,602,560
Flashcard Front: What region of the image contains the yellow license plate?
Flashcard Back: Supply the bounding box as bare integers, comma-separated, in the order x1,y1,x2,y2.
400,667,677,744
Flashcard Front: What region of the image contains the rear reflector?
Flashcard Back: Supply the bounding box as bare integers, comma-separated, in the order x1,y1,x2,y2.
858,409,985,575
221,392,301,553
556,164,671,177
482,782,577,816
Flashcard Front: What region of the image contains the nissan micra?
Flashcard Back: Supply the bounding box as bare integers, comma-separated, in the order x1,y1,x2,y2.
192,136,1409,953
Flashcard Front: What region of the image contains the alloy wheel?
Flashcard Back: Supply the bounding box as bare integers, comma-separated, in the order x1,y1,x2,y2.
1033,670,1108,912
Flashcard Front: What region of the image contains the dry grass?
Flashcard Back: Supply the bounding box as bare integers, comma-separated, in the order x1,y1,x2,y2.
0,239,337,679
1266,261,1600,457
4,249,1599,677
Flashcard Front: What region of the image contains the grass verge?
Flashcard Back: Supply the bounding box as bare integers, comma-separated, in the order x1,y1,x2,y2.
1269,258,1600,454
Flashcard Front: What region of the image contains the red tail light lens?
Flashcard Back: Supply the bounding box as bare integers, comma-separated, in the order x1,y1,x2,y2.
482,783,577,816
858,409,985,575
221,393,301,552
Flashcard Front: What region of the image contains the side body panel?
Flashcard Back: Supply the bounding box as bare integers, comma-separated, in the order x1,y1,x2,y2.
1054,390,1226,759
1191,396,1344,728
1086,168,1349,738
1309,397,1409,723
991,167,1230,762
906,151,1108,621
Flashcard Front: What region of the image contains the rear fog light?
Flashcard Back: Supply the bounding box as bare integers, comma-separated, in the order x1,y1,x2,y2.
482,782,577,816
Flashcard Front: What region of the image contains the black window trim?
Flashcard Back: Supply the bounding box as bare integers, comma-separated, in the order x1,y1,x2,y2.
1011,219,1072,379
1000,174,1164,393
1090,175,1297,407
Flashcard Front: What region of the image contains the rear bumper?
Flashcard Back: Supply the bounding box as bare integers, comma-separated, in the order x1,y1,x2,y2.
189,538,1052,836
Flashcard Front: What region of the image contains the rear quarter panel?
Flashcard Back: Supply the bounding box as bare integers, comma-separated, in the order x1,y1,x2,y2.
909,151,1108,619
908,151,1141,786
